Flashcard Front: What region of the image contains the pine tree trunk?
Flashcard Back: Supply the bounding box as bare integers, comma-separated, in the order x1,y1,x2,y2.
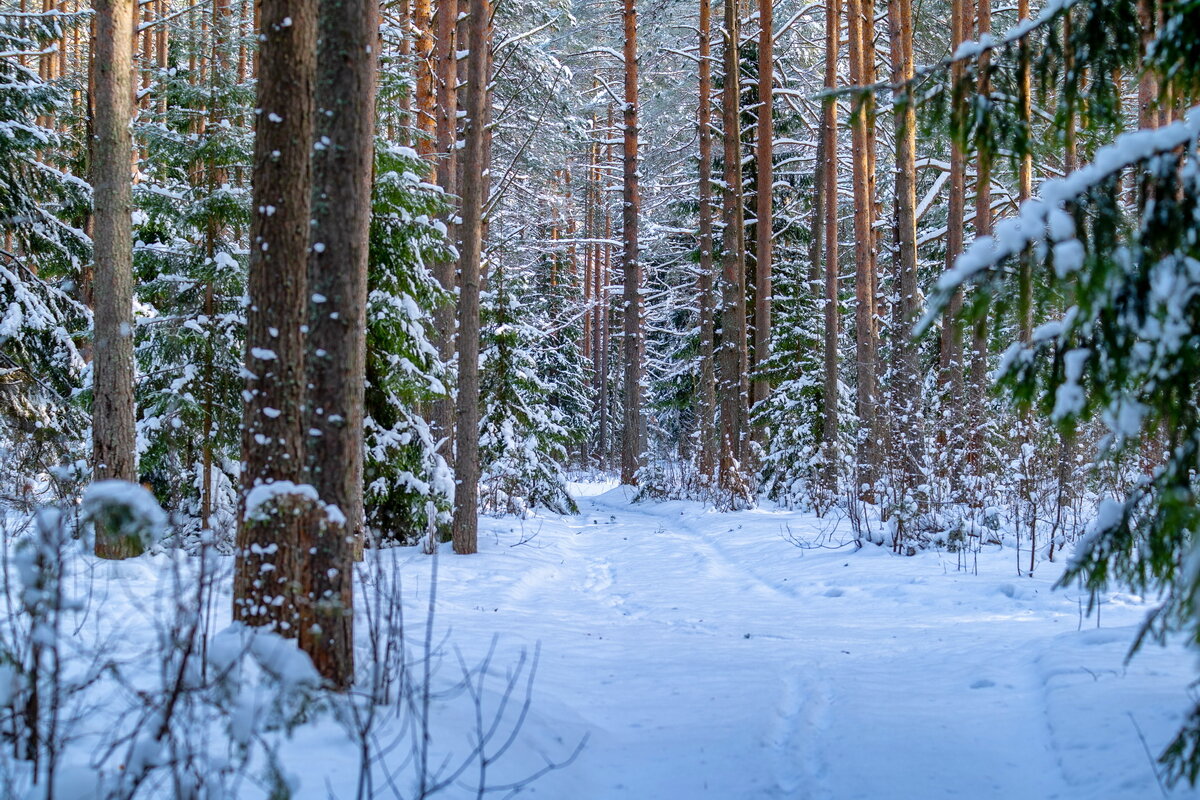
233,0,316,627
820,0,840,496
1016,0,1032,345
696,0,717,482
599,108,613,469
888,0,923,544
750,0,772,416
301,0,377,687
717,0,748,496
967,0,992,477
450,0,490,554
619,0,643,485
430,0,459,480
937,0,970,492
847,0,878,501
413,0,436,162
91,0,140,558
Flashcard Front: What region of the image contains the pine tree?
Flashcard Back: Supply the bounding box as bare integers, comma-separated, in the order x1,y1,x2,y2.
91,0,139,554
132,10,254,542
0,11,89,475
363,144,454,544
925,0,1200,782
478,264,578,516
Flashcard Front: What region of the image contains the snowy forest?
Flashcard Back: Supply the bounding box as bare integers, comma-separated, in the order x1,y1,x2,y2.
0,0,1199,795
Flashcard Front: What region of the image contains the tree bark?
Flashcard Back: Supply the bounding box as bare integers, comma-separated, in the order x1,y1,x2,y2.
717,0,748,496
888,0,923,544
233,0,316,628
847,0,878,500
301,0,377,687
91,0,140,558
1016,0,1033,346
619,0,643,485
450,0,491,554
430,0,459,483
967,0,992,476
750,0,772,415
938,0,969,488
413,0,436,162
820,0,840,496
696,0,717,482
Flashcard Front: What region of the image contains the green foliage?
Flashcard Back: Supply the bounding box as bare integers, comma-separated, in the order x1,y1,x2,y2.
132,30,253,531
926,0,1200,783
478,264,578,516
363,143,454,542
0,13,90,463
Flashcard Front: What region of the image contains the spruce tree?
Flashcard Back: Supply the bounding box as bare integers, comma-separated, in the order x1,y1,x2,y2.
925,0,1200,783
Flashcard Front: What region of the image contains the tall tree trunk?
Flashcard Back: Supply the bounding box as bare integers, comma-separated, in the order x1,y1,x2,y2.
847,0,878,500
233,0,316,628
888,0,922,546
619,0,643,484
599,105,614,469
434,0,458,192
696,0,717,482
451,0,490,554
413,0,436,162
939,0,967,477
1016,0,1033,345
92,0,140,558
967,0,992,477
201,0,234,532
301,0,377,687
820,0,840,496
717,0,748,495
430,0,459,476
750,0,772,415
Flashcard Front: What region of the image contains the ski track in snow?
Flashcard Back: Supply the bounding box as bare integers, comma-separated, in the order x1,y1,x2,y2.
341,485,1198,798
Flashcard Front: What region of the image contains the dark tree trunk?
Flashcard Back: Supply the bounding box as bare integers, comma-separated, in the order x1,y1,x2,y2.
696,0,717,482
450,0,491,554
302,0,378,688
717,0,748,495
619,0,643,485
750,0,772,416
233,0,316,629
820,0,840,496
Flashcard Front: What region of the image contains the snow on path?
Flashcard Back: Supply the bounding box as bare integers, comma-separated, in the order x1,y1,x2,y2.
379,486,1200,799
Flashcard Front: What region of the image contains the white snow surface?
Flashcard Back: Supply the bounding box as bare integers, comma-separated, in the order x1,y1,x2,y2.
37,483,1200,798
385,485,1199,800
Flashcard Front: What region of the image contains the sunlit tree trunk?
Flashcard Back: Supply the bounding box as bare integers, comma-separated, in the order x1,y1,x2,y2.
413,0,436,161
847,0,878,499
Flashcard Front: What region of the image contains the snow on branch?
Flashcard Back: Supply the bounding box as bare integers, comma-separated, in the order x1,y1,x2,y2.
918,105,1200,334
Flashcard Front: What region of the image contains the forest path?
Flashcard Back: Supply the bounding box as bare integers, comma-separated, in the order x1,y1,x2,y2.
402,484,1196,799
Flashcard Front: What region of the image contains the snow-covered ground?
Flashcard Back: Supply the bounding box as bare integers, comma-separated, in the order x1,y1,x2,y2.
23,482,1200,798
338,482,1198,800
